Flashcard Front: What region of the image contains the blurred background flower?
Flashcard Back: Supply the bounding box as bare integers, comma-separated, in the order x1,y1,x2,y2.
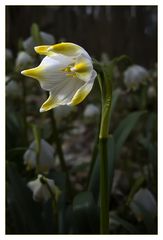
24,139,55,172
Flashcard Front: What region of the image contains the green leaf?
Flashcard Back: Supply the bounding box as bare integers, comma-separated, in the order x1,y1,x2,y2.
114,55,132,72
114,111,146,159
110,88,122,120
31,124,41,154
31,23,43,45
110,213,139,233
126,176,145,205
7,162,43,233
72,191,99,233
88,154,99,202
107,135,115,195
88,135,115,202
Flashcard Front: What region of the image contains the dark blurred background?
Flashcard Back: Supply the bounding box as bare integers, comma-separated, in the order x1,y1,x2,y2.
6,6,157,67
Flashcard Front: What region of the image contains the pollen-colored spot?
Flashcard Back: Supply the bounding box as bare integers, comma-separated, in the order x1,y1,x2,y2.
73,62,90,73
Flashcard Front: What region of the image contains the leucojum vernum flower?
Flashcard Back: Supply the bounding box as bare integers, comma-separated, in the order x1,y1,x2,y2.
21,42,97,112
21,42,111,234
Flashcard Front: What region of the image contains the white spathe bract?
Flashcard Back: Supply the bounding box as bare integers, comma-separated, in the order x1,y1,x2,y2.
124,65,149,91
23,139,55,172
21,42,97,112
27,174,61,203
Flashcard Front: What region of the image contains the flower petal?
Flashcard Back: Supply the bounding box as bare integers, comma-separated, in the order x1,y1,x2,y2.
68,70,97,105
40,77,84,112
34,45,51,55
21,55,74,89
71,54,93,82
47,42,91,59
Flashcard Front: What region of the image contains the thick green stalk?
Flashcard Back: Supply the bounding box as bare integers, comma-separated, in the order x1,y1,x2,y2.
99,137,109,234
97,72,112,234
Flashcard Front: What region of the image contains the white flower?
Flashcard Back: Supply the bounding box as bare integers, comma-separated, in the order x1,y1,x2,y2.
23,32,55,56
21,42,97,112
130,188,157,221
83,104,99,122
6,48,13,60
23,139,55,172
27,174,61,202
54,105,77,124
6,80,21,99
16,51,34,71
147,86,156,98
124,65,149,91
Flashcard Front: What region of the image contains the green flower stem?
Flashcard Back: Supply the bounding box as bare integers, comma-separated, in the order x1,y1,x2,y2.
97,73,112,234
32,124,41,174
40,176,59,232
99,137,109,234
49,110,72,199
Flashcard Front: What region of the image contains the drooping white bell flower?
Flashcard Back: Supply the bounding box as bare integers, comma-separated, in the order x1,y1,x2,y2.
27,174,61,203
124,65,149,91
6,80,22,99
130,188,157,222
54,105,77,124
147,86,156,98
23,139,55,172
16,51,34,71
83,104,99,123
21,42,97,112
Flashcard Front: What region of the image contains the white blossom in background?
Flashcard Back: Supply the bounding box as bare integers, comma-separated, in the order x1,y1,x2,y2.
6,48,13,61
15,51,34,71
130,188,157,222
27,174,61,203
147,86,156,98
23,139,55,172
21,42,97,112
83,104,99,123
6,80,22,99
124,65,149,91
54,105,77,124
23,31,55,56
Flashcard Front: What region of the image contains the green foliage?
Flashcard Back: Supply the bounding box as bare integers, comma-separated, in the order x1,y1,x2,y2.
114,111,146,159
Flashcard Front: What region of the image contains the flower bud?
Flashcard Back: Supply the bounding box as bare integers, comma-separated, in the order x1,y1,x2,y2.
27,174,61,203
124,65,149,91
